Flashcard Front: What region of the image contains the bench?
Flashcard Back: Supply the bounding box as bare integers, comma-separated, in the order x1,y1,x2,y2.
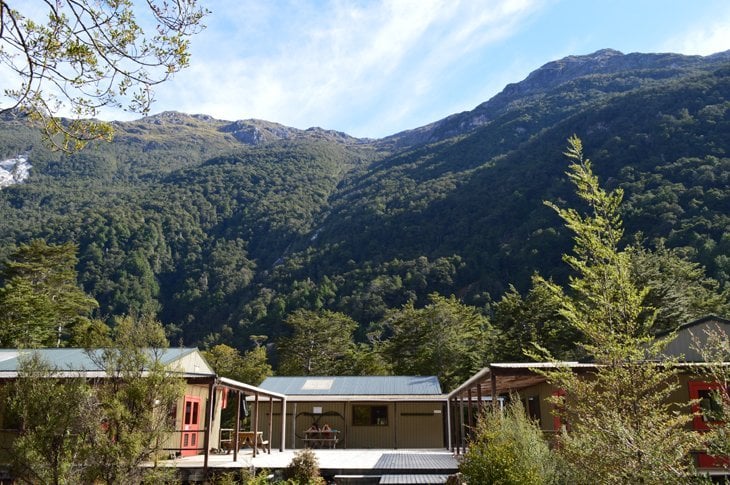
303,436,339,449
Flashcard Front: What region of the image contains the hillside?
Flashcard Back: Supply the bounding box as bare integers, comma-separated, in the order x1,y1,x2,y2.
0,49,728,346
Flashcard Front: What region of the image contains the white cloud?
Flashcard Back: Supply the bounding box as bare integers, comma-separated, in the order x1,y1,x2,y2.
663,15,730,56
141,0,545,136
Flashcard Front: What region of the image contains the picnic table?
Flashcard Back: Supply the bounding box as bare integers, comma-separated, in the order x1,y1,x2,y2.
303,428,340,448
220,430,268,453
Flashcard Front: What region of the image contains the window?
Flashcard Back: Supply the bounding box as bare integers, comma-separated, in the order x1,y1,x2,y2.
688,381,730,468
689,381,728,431
522,395,541,423
352,405,388,426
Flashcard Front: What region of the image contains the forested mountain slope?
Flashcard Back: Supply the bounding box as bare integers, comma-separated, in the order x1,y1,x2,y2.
0,49,728,346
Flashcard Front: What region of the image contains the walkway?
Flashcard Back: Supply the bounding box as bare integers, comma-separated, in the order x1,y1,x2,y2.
149,449,459,483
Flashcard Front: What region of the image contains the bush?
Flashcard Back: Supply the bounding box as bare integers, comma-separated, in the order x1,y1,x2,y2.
459,399,561,485
283,448,325,484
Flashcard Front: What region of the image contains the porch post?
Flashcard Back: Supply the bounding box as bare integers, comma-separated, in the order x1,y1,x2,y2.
459,395,465,453
280,398,287,451
490,368,498,411
467,388,473,440
253,392,260,457
445,399,452,451
203,379,215,473
233,389,242,462
267,395,274,454
476,379,483,417
452,398,457,454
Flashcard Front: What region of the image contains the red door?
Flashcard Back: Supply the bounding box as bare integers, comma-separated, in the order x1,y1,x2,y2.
689,381,729,468
181,396,201,456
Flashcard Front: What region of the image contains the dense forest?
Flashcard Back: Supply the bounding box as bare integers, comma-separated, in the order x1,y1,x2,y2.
0,49,729,368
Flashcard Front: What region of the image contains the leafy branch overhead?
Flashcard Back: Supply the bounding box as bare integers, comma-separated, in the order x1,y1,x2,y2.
0,0,207,151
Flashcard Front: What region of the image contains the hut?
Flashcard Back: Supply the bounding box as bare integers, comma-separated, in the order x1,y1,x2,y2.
0,347,285,468
254,376,447,449
448,315,730,470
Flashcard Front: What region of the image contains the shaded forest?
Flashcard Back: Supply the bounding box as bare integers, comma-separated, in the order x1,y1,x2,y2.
0,50,728,369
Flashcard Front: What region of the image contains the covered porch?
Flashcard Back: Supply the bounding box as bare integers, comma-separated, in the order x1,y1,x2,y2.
192,376,287,471
446,362,596,454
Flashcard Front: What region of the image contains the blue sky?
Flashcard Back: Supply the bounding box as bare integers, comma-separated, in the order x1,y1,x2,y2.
120,0,730,138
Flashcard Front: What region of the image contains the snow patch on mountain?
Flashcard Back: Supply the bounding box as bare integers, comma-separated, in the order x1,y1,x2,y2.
0,156,31,188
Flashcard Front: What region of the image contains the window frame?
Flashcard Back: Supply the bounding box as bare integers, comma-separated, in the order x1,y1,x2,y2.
352,404,389,426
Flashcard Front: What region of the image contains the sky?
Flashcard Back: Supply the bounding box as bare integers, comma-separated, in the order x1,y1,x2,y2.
73,0,730,138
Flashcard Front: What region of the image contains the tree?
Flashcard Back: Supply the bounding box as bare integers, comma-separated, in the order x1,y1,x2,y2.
6,353,96,485
4,316,182,485
0,0,206,151
0,239,98,348
628,241,730,333
82,315,184,484
691,325,730,470
378,293,492,391
492,274,580,362
460,399,563,485
203,342,272,386
277,309,358,376
535,136,699,483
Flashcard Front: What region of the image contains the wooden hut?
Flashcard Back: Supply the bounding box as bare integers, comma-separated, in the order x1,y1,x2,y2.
0,347,285,470
254,376,447,449
448,315,730,471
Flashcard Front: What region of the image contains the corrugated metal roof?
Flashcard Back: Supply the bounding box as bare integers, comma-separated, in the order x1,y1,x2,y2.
259,376,442,396
0,348,209,375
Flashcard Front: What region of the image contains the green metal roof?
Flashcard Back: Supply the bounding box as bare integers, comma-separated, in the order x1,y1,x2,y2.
259,376,443,396
0,348,211,375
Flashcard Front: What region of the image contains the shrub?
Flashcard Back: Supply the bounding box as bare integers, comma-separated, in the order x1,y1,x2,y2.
459,399,561,485
283,448,325,484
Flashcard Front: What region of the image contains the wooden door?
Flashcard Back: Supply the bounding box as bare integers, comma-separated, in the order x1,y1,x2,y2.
181,396,201,456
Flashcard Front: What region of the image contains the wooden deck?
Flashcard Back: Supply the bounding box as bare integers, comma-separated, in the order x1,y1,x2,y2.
379,475,451,484
241,449,458,475
148,449,459,483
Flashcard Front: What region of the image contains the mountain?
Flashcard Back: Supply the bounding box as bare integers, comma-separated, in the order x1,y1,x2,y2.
0,49,728,346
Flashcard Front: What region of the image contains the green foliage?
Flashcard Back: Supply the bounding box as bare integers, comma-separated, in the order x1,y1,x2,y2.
492,274,580,361
692,327,730,467
378,293,491,391
0,52,729,351
5,316,183,485
535,137,699,484
0,1,207,151
82,315,185,484
7,354,95,485
210,468,270,484
460,400,562,485
203,343,272,386
0,239,99,347
628,241,730,333
277,309,359,376
283,448,325,485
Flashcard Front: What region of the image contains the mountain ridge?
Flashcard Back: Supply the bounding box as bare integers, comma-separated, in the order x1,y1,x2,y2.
0,48,728,346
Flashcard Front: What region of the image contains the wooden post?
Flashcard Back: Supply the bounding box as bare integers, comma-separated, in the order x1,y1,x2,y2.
280,398,287,452
253,393,260,457
233,389,242,462
268,396,274,454
476,379,483,417
459,395,465,453
453,397,458,454
343,402,348,449
393,402,398,449
203,379,215,473
467,388,473,440
491,368,498,411
445,400,452,451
